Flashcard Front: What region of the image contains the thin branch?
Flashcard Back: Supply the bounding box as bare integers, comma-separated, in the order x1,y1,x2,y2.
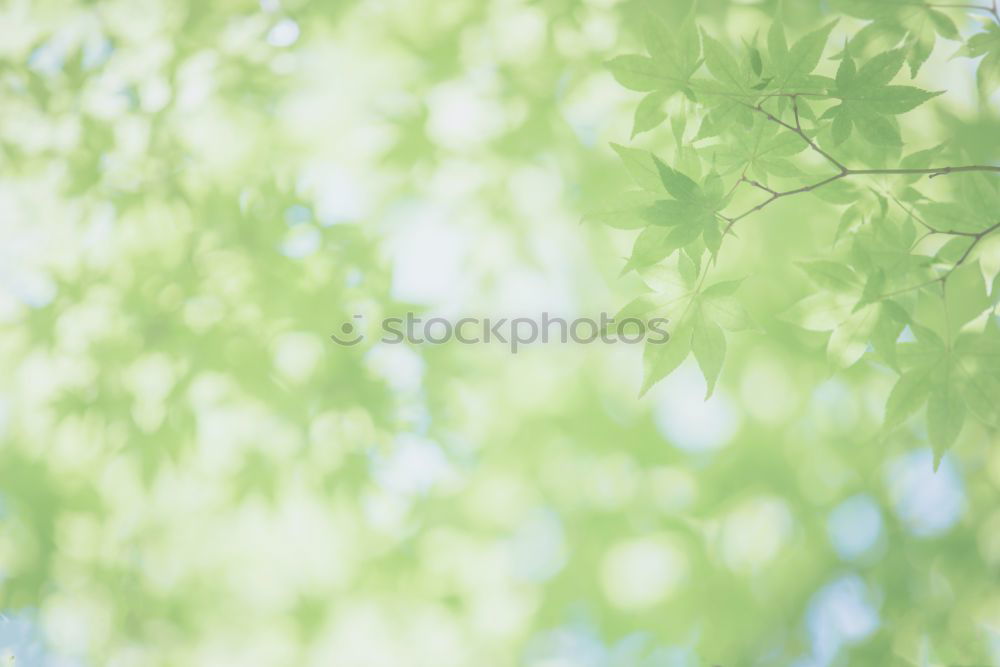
953,220,1000,268
722,172,848,236
877,220,1000,299
723,166,750,200
747,99,848,172
890,194,940,235
719,98,1000,237
887,192,982,238
912,229,938,250
747,100,1000,178
641,1,1000,310
743,177,778,196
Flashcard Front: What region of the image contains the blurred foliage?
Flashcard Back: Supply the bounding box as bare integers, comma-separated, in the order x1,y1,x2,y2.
0,0,998,666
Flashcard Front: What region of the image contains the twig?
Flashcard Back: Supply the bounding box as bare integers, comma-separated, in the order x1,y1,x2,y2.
722,171,848,236
953,220,1000,268
888,192,983,237
877,220,1000,299
748,98,848,172
719,98,1000,237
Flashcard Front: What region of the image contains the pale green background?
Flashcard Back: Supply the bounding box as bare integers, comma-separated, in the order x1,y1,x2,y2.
1,0,999,665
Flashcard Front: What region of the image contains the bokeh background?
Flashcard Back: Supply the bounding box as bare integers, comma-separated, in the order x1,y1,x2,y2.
1,0,999,665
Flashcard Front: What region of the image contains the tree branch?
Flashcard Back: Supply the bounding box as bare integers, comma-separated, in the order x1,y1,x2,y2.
719,98,1000,238
744,98,848,172
878,220,1000,299
953,220,1000,268
888,192,983,238
722,172,848,236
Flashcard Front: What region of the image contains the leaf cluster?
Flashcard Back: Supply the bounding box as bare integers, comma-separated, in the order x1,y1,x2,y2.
600,3,1000,459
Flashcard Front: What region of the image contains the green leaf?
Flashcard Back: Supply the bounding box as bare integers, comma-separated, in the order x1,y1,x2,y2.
639,259,698,294
872,307,905,369
847,21,907,54
654,157,701,201
834,0,959,76
883,299,911,324
768,21,789,66
921,202,992,234
955,332,1000,425
832,112,853,144
641,321,693,396
962,369,1000,426
611,143,663,192
857,114,902,146
667,219,706,248
959,172,1000,221
645,199,704,227
641,6,701,85
977,50,1000,96
701,291,752,332
927,9,958,41
702,172,725,205
834,85,940,115
772,20,837,88
825,50,941,146
938,236,975,264
927,374,965,464
828,302,880,367
750,46,763,77
885,365,934,429
714,115,806,179
702,221,721,257
677,253,699,286
854,49,906,88
624,226,676,271
702,32,747,90
865,86,941,115
913,289,950,342
798,260,861,292
692,316,726,399
614,294,669,321
962,23,1000,58
944,261,990,336
632,91,668,138
836,51,856,89
830,0,894,21
900,145,945,183
956,23,1000,96
701,279,743,298
859,268,887,307
606,55,667,92
584,191,658,230
782,292,856,332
